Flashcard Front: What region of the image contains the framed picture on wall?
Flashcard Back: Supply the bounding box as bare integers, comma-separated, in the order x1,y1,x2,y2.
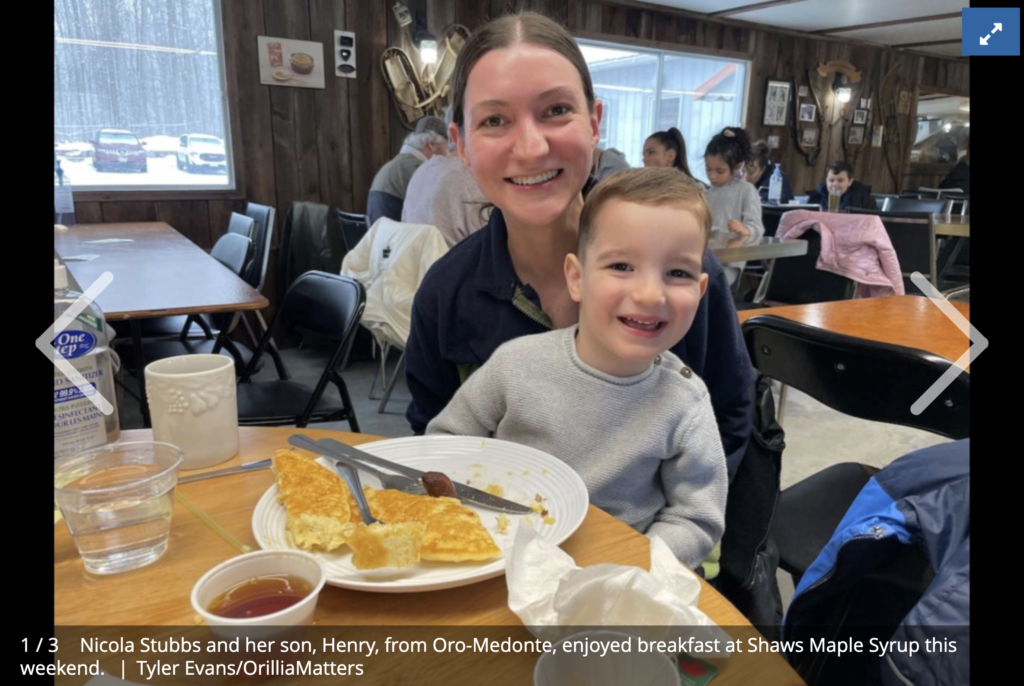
853,109,869,125
801,127,819,147
798,103,817,122
872,125,885,148
763,79,791,127
257,36,326,89
848,126,865,146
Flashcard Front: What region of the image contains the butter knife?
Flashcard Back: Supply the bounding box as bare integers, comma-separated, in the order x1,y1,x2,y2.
178,458,272,484
288,435,532,514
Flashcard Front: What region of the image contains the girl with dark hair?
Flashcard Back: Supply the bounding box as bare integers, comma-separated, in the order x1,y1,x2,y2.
703,127,763,285
744,140,794,203
642,127,695,179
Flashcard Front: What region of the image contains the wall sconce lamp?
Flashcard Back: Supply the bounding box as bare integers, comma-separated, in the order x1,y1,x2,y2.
412,8,437,64
832,74,852,103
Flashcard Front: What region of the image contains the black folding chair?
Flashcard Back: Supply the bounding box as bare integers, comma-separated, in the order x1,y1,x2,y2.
742,315,969,588
236,271,365,431
736,231,856,310
334,209,370,255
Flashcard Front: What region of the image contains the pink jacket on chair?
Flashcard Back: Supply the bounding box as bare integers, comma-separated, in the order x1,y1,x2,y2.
777,210,905,297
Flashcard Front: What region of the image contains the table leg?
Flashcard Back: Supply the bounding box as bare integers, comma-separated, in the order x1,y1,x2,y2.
937,237,966,283
752,258,776,304
131,320,152,428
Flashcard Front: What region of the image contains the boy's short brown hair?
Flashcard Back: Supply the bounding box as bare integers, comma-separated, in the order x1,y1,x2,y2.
577,167,712,259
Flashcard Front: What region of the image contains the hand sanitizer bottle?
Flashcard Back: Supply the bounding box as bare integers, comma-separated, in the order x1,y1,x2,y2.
768,163,783,204
53,259,120,459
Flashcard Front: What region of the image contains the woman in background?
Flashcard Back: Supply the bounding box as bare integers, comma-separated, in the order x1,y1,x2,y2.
744,139,794,204
642,128,699,182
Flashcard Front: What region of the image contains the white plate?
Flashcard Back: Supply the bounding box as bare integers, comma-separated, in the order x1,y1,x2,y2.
251,435,589,592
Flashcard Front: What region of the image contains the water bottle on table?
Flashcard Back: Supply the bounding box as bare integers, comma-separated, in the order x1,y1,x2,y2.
768,163,783,204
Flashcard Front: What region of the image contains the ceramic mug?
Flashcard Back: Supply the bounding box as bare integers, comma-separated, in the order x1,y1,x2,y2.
145,354,239,470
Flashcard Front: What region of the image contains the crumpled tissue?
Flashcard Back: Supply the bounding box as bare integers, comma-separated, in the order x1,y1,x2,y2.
506,525,732,658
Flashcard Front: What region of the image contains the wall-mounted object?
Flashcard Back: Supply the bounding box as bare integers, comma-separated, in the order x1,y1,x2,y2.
335,30,356,79
801,128,819,147
798,103,817,122
847,126,865,146
381,24,470,128
897,90,912,114
257,36,325,89
763,79,791,127
872,125,885,148
853,109,869,125
767,135,780,149
816,60,862,83
798,85,809,97
877,66,910,190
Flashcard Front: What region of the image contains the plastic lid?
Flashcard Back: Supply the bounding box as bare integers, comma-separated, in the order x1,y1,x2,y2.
54,258,68,289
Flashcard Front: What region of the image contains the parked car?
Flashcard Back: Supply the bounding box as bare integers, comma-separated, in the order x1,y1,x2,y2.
176,134,227,173
140,135,179,158
54,141,94,160
92,128,148,172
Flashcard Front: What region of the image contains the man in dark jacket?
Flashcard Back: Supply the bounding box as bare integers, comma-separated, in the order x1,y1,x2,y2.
808,160,874,210
939,152,969,194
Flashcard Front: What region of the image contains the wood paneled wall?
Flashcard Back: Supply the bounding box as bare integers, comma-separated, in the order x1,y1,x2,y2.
73,0,968,305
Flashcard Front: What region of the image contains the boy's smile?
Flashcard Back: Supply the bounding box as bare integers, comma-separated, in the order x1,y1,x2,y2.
565,199,709,377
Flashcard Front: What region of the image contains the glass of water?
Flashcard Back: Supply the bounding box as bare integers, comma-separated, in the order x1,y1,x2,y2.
55,441,183,575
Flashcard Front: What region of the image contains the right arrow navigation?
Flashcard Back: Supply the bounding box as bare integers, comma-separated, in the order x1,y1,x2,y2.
980,22,1003,45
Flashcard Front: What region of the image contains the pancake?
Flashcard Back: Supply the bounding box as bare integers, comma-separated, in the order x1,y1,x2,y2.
364,488,501,562
346,521,426,569
271,449,357,552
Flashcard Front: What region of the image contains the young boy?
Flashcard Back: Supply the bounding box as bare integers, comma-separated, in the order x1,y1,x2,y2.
426,167,727,571
809,160,874,210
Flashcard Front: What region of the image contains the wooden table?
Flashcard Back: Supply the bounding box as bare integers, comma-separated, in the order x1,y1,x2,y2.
934,216,969,238
55,427,804,686
737,295,970,367
54,222,268,424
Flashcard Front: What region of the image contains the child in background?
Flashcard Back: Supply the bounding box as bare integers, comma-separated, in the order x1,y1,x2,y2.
745,139,795,204
427,167,727,572
703,127,764,285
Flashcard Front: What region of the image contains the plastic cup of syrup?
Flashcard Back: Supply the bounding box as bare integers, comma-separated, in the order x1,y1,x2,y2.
192,550,326,628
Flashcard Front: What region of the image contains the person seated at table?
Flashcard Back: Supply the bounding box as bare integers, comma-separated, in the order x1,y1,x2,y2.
592,146,630,181
703,127,763,286
642,127,700,183
744,139,794,204
808,160,874,210
427,167,727,573
405,10,754,489
939,149,969,195
366,115,448,228
402,107,491,248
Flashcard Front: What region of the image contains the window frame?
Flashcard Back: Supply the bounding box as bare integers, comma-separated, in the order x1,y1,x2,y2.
576,33,751,178
57,0,245,201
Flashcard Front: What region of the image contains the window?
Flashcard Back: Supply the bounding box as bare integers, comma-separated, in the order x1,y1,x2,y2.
578,40,749,184
54,0,234,191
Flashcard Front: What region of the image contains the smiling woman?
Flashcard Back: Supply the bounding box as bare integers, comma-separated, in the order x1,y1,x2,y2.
404,11,757,484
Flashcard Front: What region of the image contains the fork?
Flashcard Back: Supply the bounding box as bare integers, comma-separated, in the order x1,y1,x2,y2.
287,435,427,495
331,452,427,495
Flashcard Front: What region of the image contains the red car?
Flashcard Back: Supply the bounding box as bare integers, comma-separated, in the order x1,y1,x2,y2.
92,128,148,172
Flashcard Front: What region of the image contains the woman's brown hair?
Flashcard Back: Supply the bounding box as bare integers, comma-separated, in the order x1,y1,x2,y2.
449,11,596,132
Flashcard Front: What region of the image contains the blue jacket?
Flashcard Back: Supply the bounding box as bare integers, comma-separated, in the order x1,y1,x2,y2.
404,207,756,480
785,440,969,685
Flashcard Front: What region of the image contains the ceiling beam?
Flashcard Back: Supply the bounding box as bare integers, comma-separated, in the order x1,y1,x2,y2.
893,39,962,48
708,0,809,19
814,12,962,35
